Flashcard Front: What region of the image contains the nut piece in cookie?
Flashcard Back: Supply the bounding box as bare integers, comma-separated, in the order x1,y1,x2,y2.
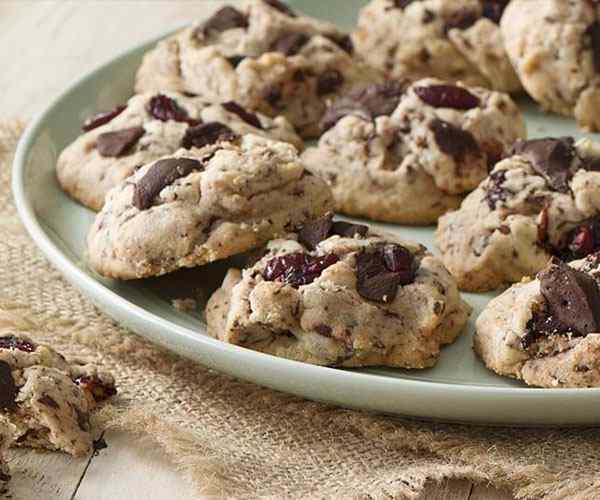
0,334,116,456
302,78,526,224
206,214,471,368
436,136,600,292
87,134,334,279
475,255,600,388
56,91,303,211
353,0,520,93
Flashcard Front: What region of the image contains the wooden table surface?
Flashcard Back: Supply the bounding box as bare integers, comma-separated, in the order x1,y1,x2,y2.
1,2,514,499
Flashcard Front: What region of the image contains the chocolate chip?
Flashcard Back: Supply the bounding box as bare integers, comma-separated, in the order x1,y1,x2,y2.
263,0,297,17
133,157,204,210
445,9,479,31
326,34,354,54
511,137,578,193
485,169,509,210
321,81,406,131
382,244,415,281
0,361,17,410
221,101,263,129
298,214,333,250
196,6,248,37
226,55,246,68
393,0,417,7
270,32,310,56
414,84,480,110
317,70,344,96
181,122,237,150
147,94,196,124
82,104,126,132
481,0,510,24
587,21,600,73
331,221,369,238
97,127,144,157
38,395,59,409
430,119,480,161
262,252,339,287
0,335,36,353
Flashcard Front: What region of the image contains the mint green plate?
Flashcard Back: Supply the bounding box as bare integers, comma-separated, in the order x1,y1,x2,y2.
12,1,600,426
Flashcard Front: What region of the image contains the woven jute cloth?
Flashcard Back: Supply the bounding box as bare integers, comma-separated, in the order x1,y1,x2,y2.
2,119,600,500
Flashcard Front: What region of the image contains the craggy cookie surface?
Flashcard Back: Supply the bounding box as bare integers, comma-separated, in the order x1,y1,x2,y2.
353,0,520,93
135,0,380,138
0,427,11,494
57,91,302,211
302,78,525,224
207,214,471,368
437,137,600,292
87,135,334,279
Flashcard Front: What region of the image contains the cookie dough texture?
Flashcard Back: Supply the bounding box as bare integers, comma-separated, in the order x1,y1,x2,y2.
0,334,116,456
135,0,380,138
206,225,471,368
475,256,600,388
0,427,11,493
502,0,600,131
57,91,303,211
436,137,600,292
353,0,521,93
302,78,526,224
87,135,334,280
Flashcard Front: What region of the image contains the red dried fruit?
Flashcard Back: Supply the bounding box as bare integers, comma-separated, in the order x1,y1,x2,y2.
74,375,117,403
485,170,510,210
414,84,480,110
82,105,126,132
221,101,263,129
0,335,36,353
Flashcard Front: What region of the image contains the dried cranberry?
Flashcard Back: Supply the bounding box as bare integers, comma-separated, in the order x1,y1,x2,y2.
82,105,126,132
148,94,197,124
221,101,263,129
74,375,117,403
262,252,338,287
414,84,480,110
0,335,36,353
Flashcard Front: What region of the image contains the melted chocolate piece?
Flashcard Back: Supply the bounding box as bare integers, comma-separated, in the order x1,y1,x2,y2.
221,101,263,129
197,6,248,37
263,0,297,17
181,122,237,150
331,221,369,238
0,335,36,353
96,127,144,157
414,84,480,110
298,214,333,250
82,105,126,132
262,252,339,287
0,360,17,410
133,158,204,210
430,119,480,161
270,32,310,56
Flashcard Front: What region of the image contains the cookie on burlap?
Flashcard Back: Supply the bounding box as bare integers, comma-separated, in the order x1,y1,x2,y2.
502,0,600,131
301,78,525,224
475,256,600,388
87,134,334,280
57,91,303,211
0,425,12,495
353,0,521,93
207,214,471,368
437,137,600,292
0,333,116,456
135,0,380,138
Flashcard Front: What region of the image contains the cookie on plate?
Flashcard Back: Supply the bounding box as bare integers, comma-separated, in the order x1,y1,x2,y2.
57,91,303,211
475,256,600,388
437,137,600,292
206,214,471,368
353,0,521,93
502,0,600,131
301,78,526,224
87,135,334,280
0,333,116,456
135,0,380,138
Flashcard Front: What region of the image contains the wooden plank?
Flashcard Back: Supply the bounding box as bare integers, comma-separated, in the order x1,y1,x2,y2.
420,479,472,500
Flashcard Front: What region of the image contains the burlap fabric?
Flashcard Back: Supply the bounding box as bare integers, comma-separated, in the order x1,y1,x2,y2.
1,119,600,500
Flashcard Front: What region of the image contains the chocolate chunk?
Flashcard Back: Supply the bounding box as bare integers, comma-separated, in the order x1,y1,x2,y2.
270,32,310,56
74,375,117,403
181,122,237,150
262,252,339,287
197,6,248,36
147,94,196,124
0,335,36,353
480,139,505,170
321,81,406,131
538,259,600,336
317,70,344,96
445,9,479,31
38,395,59,409
587,21,600,72
82,104,126,132
414,84,480,110
485,169,509,210
133,158,204,210
226,55,246,68
263,0,297,17
326,34,354,54
298,214,334,250
221,101,263,129
96,127,144,157
331,221,369,238
382,244,416,282
264,86,282,106
430,119,480,161
511,137,578,193
0,360,17,410
481,0,510,24
393,0,417,7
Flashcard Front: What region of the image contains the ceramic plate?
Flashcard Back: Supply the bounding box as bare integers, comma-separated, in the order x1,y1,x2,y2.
12,1,600,426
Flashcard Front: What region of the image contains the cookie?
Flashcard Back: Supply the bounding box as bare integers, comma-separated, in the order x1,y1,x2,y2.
206,214,471,368
135,0,380,138
87,135,334,280
0,427,12,495
0,334,116,456
301,78,526,224
436,137,600,292
57,91,303,211
353,0,521,93
475,256,600,388
502,0,600,131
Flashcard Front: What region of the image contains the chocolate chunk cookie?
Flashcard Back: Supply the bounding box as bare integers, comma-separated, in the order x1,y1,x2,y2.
87,135,334,279
475,256,600,387
436,137,600,292
302,78,526,224
502,0,600,131
353,0,521,93
135,0,380,138
206,214,471,368
0,427,12,495
0,333,116,456
57,91,303,211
